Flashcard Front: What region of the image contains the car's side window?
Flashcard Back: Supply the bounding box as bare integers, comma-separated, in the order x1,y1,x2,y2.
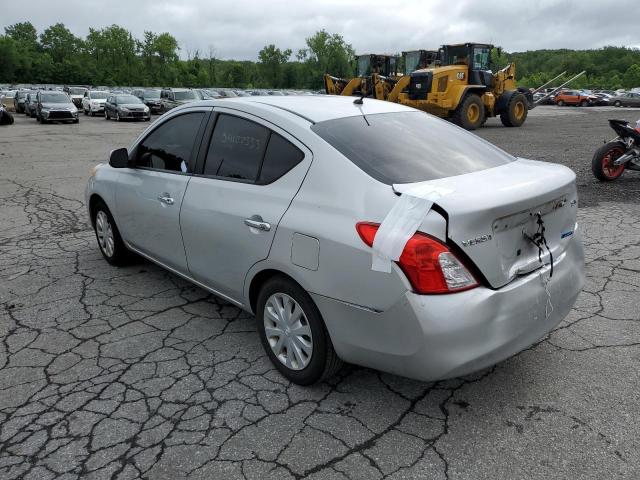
134,112,205,173
258,132,304,184
203,114,270,181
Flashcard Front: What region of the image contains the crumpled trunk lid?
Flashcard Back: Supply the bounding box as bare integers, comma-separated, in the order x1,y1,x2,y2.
396,159,578,288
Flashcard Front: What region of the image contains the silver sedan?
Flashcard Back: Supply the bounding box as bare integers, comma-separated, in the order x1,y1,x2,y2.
85,96,584,385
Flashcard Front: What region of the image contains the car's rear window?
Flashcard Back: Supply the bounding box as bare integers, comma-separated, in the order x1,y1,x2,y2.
311,111,514,184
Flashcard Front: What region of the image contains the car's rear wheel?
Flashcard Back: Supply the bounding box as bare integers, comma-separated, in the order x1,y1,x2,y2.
116,112,121,122
256,276,342,385
614,100,621,107
580,100,589,107
92,201,130,265
105,110,109,120
557,100,565,106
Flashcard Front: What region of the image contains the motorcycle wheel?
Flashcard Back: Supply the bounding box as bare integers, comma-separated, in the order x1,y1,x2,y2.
592,141,626,181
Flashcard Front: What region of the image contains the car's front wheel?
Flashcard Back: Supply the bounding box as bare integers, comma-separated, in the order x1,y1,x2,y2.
256,276,342,385
93,201,129,265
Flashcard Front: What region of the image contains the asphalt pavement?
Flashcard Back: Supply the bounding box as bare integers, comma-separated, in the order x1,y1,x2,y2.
0,105,638,479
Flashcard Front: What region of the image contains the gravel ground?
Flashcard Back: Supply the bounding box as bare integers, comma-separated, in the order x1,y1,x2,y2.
0,106,639,479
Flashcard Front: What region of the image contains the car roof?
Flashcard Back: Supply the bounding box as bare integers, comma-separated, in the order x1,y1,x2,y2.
184,95,416,124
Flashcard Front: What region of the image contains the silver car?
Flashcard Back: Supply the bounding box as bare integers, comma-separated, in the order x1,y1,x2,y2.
85,96,584,385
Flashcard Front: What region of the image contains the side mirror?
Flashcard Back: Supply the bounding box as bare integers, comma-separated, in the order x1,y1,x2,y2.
109,148,129,168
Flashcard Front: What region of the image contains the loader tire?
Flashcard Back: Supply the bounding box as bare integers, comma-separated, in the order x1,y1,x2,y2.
500,93,528,127
453,94,484,130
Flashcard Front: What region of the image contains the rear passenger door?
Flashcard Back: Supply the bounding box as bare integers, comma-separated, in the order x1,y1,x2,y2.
180,108,312,303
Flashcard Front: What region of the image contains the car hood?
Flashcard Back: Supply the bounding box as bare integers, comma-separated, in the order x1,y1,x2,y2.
118,103,147,109
41,102,76,109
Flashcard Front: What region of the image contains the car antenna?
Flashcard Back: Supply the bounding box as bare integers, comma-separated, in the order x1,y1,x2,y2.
353,93,370,125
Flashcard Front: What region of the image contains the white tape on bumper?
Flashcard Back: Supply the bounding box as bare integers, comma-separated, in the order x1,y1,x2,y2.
371,184,454,272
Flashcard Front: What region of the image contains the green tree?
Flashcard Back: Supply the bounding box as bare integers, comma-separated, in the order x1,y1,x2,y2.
258,44,292,88
303,30,355,88
623,64,640,89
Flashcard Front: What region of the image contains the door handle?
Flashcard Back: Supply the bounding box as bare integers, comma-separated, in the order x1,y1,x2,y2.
157,193,175,205
244,216,271,232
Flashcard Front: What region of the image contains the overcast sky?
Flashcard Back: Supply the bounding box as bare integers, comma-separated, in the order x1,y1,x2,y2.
2,0,638,60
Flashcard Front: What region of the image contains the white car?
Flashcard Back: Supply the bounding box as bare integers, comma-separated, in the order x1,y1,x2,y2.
86,96,584,385
82,90,110,116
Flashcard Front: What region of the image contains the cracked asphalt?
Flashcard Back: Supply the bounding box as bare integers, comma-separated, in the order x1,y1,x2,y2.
0,106,639,479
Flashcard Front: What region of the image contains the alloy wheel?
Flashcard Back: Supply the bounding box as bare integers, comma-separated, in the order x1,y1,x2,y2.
263,293,313,370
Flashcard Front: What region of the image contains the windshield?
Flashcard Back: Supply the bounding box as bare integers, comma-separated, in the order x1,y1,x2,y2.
143,89,160,99
116,95,142,104
472,46,490,70
404,52,421,75
311,111,514,184
41,93,70,103
357,56,371,76
174,90,198,100
90,91,108,99
68,87,86,95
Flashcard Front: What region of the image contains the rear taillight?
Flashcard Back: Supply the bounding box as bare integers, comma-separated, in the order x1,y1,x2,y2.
356,222,478,294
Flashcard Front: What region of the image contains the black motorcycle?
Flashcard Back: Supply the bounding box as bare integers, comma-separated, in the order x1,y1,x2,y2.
592,119,640,181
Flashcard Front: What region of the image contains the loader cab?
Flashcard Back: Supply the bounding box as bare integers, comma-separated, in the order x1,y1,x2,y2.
441,43,494,88
356,54,399,78
402,50,440,75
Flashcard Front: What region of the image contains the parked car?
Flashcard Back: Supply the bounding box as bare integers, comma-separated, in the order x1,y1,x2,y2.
592,92,614,106
609,92,640,107
133,89,163,113
554,90,598,107
159,88,201,112
86,96,584,385
1,90,16,111
82,90,110,116
14,90,33,113
24,91,39,117
64,86,88,108
104,94,150,121
36,91,79,123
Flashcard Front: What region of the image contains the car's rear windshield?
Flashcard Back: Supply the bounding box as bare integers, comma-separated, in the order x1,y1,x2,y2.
68,87,86,95
174,90,198,100
41,93,70,103
90,91,108,99
311,111,514,184
116,95,142,104
144,90,160,98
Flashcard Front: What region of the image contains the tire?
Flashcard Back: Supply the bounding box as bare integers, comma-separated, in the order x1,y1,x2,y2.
105,110,109,120
92,200,130,265
580,100,589,107
90,111,95,117
591,141,626,181
256,276,343,385
557,100,565,106
452,94,484,130
115,112,120,122
500,92,528,127
73,119,79,124
614,101,621,107
83,108,88,115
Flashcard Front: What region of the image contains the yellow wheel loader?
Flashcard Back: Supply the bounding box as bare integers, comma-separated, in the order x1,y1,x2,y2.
323,54,399,97
326,43,531,131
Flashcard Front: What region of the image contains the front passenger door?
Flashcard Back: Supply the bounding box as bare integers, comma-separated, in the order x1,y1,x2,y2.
115,110,209,272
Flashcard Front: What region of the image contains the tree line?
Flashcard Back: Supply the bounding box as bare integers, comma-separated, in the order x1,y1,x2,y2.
1,21,640,90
